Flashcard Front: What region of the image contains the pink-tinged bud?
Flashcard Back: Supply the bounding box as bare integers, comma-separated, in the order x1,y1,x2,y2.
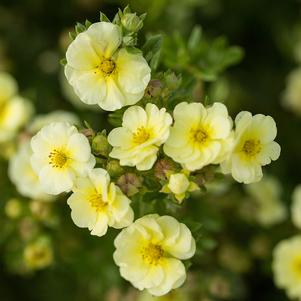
154,158,176,180
117,173,142,197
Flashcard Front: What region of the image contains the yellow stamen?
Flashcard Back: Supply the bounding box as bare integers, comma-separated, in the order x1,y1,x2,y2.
48,149,68,168
242,139,261,157
293,257,301,277
191,128,209,144
99,59,115,75
89,193,107,212
132,127,151,144
141,243,164,265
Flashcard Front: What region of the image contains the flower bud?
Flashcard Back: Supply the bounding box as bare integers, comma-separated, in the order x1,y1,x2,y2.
161,172,199,203
29,200,51,221
19,217,39,241
106,159,124,178
121,13,143,33
209,276,231,299
117,173,142,197
92,132,111,157
145,80,163,98
154,158,176,180
23,237,53,270
80,127,95,139
5,198,22,219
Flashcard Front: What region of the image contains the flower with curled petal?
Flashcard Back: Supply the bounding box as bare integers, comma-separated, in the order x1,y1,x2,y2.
67,168,134,237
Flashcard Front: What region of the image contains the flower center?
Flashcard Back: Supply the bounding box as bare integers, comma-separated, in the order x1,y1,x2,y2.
192,128,209,145
293,257,301,278
141,243,164,265
242,139,261,157
89,193,107,212
132,127,151,144
48,149,68,168
0,102,8,122
99,59,115,75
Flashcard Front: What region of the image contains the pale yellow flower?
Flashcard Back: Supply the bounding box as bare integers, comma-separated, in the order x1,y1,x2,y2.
10,111,80,200
161,172,199,203
272,235,301,299
0,72,33,142
245,175,286,227
9,141,53,200
65,22,151,111
221,112,280,184
67,168,134,237
291,185,301,229
30,122,95,195
113,214,196,296
108,103,172,170
163,102,233,171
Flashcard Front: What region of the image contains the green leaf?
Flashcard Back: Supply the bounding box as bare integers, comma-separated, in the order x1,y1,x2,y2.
108,109,126,127
142,34,163,70
125,46,142,55
100,12,110,22
85,19,92,28
69,31,76,40
123,5,131,14
75,22,86,35
223,46,244,66
60,58,67,66
188,26,202,51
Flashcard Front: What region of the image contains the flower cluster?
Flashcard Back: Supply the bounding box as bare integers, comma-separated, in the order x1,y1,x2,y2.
4,8,282,297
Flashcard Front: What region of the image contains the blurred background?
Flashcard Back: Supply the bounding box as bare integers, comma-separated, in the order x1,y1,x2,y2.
0,0,301,300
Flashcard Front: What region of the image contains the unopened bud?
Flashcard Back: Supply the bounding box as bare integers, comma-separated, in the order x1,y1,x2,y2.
117,173,142,197
106,160,124,178
145,80,163,98
154,158,176,180
29,200,51,221
5,198,22,219
80,127,95,139
92,132,111,157
121,13,143,33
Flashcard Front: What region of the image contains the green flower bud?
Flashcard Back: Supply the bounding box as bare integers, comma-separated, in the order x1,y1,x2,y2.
106,159,124,178
5,198,22,219
121,13,143,33
92,132,111,157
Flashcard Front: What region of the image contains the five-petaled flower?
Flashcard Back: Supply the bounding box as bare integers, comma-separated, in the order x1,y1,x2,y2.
221,112,280,184
65,22,151,111
163,102,233,171
30,122,95,195
108,103,172,170
67,168,134,237
113,214,196,296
